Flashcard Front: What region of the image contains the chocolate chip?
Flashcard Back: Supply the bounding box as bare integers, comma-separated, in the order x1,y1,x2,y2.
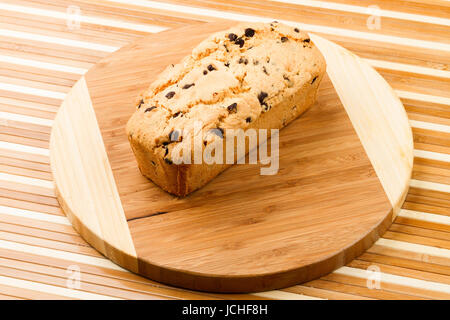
262,66,269,75
227,102,237,113
258,92,270,111
144,106,156,113
311,76,318,84
235,37,245,48
224,62,230,67
203,70,208,75
210,128,224,139
182,83,195,89
172,111,182,118
246,117,252,123
244,28,255,37
137,99,144,109
169,130,181,142
238,57,248,65
258,92,268,105
294,28,300,33
207,64,216,72
165,91,175,99
162,141,169,146
228,33,238,41
164,158,173,165
217,128,224,137
281,36,288,43
303,38,311,43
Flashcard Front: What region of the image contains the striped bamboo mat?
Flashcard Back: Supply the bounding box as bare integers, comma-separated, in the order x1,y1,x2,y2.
0,0,449,300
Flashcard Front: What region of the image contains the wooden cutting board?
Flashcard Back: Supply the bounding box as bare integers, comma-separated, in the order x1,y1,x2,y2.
49,22,413,293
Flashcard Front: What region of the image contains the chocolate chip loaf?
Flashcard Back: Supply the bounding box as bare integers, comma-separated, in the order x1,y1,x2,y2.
126,22,326,196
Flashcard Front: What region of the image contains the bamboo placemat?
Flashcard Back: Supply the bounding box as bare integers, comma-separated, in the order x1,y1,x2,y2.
0,0,448,300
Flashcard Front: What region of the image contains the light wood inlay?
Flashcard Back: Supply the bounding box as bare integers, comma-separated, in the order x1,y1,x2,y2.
310,34,414,218
49,77,137,272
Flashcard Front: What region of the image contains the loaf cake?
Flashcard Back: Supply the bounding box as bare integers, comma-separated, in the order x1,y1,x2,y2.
126,22,326,196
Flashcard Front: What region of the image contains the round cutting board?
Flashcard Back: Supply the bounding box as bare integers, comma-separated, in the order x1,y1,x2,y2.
50,22,413,293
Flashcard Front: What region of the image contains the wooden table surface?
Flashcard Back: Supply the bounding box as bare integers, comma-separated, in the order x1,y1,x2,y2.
0,0,448,300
